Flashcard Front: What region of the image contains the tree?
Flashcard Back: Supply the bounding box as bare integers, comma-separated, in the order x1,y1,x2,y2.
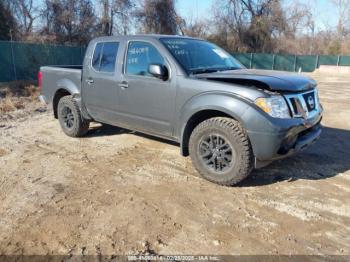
136,0,178,34
332,0,350,37
274,1,316,54
5,0,40,37
331,0,350,54
210,0,286,52
178,15,210,38
0,0,17,40
98,0,136,36
41,0,97,45
100,0,111,35
112,0,135,35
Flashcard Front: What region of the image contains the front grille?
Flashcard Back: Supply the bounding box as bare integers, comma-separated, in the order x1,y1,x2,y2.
302,92,316,111
288,97,299,115
284,89,319,118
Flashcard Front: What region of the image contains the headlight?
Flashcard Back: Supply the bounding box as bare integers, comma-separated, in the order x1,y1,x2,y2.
255,96,291,119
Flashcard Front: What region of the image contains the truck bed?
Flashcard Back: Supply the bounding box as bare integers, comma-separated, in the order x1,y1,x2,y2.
40,65,82,104
43,65,83,70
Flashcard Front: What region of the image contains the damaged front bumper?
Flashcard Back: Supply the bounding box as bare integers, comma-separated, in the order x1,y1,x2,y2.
247,103,323,168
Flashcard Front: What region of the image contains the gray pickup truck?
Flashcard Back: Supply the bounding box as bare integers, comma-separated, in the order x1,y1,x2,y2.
39,35,323,186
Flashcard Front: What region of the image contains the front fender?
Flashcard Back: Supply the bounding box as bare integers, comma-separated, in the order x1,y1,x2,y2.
177,92,252,140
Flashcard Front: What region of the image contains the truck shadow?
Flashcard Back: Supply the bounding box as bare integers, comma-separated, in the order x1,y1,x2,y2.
239,126,350,187
85,124,350,187
85,123,179,146
85,123,130,137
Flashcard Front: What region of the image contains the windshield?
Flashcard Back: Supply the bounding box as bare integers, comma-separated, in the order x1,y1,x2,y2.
160,38,244,75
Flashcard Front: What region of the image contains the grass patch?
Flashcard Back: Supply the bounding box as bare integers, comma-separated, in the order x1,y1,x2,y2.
0,81,39,114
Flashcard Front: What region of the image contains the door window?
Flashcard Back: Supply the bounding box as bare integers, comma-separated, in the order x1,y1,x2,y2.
126,41,164,77
92,43,103,70
92,42,119,73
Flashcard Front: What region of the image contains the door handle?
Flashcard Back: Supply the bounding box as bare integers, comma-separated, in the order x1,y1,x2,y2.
118,81,129,89
86,78,94,85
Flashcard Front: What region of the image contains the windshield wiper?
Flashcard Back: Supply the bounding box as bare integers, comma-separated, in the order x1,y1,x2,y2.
189,66,240,75
216,66,240,72
189,68,221,75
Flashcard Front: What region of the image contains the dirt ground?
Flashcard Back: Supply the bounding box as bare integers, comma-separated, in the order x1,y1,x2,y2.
0,73,349,256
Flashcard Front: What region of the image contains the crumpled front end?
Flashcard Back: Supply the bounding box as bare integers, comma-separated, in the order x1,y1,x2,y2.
243,87,323,167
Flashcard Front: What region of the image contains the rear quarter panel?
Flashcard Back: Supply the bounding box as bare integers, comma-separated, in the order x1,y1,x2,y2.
40,66,82,104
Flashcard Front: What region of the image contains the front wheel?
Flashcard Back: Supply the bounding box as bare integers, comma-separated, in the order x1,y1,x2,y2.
57,95,89,137
189,117,253,186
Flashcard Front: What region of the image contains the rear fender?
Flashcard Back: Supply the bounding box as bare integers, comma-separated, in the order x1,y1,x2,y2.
56,78,80,97
53,79,89,119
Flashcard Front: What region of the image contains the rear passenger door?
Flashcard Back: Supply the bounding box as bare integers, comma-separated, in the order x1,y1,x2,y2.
83,41,121,123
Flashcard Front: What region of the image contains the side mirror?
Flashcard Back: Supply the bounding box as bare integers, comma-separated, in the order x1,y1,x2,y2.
148,64,168,80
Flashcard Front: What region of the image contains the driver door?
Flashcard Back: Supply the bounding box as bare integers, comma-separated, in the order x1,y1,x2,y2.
116,41,176,137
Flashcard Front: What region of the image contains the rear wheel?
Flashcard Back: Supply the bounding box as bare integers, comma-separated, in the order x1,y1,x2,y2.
57,95,89,137
189,117,253,186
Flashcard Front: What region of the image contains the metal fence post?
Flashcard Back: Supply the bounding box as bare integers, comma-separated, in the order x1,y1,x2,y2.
315,55,319,70
249,53,253,69
10,31,17,81
293,55,297,72
337,55,340,66
272,54,275,70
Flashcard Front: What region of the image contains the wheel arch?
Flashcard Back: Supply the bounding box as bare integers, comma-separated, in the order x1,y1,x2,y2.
52,78,81,119
178,93,252,156
53,88,72,119
181,109,238,156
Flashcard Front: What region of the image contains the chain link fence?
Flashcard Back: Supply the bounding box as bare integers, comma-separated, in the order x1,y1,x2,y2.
1,41,350,83
0,41,85,83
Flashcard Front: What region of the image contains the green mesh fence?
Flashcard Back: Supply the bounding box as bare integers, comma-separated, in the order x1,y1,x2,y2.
251,53,274,69
1,40,350,82
295,55,317,72
232,53,350,73
0,41,85,82
273,54,296,71
232,53,252,68
339,56,350,66
0,42,14,82
317,55,338,66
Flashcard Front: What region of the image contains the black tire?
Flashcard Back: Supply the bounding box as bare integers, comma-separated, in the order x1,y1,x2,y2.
189,117,253,186
57,95,89,137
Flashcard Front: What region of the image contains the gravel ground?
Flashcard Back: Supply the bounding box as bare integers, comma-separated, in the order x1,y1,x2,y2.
0,73,349,256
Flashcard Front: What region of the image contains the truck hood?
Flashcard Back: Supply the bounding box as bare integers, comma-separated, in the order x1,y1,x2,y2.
194,69,317,92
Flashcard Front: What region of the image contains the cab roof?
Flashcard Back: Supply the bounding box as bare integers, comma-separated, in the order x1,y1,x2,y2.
91,34,202,42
